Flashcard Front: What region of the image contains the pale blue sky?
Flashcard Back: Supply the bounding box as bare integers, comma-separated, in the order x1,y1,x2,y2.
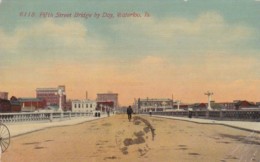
0,0,260,104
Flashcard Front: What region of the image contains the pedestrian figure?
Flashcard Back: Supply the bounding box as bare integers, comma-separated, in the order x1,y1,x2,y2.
149,109,152,116
127,106,133,121
188,111,192,119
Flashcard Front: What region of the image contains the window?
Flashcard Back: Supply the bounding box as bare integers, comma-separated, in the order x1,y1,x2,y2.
74,104,77,108
78,104,81,108
90,104,92,108
86,104,88,108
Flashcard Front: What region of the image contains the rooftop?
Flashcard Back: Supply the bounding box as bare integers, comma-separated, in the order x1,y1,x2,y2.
139,98,172,102
18,98,43,102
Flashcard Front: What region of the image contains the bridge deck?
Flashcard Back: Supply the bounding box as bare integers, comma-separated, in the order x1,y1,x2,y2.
2,114,260,162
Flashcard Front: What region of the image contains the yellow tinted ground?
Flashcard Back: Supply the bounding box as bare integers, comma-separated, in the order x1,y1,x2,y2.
2,115,260,162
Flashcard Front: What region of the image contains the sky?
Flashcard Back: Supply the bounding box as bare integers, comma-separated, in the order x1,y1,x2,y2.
0,0,260,105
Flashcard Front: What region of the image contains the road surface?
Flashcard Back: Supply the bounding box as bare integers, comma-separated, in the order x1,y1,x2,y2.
2,115,260,162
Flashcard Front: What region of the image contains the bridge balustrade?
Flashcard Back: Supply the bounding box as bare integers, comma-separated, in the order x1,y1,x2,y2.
142,110,260,121
0,111,94,123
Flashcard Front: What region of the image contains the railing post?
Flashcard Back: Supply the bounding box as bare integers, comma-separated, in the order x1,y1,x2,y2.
49,113,53,122
219,110,223,119
60,112,63,120
195,111,198,117
206,111,209,118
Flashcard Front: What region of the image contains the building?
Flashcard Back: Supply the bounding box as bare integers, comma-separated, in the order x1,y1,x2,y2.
64,99,72,111
0,96,46,112
217,102,235,110
10,101,22,112
234,100,258,110
10,96,22,112
97,101,114,112
0,99,11,112
173,103,189,110
71,99,96,113
137,98,174,112
0,92,8,100
18,98,47,112
96,93,118,108
36,85,66,109
216,100,258,110
256,102,260,108
191,103,207,110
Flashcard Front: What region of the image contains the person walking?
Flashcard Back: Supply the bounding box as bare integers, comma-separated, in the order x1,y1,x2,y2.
126,106,133,121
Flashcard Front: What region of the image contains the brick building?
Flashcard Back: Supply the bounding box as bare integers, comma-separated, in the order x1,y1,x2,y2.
234,100,258,110
0,92,8,100
0,97,25,112
216,100,258,110
36,85,66,109
96,93,118,108
10,96,22,112
97,101,114,112
18,98,47,111
0,99,11,112
64,99,72,111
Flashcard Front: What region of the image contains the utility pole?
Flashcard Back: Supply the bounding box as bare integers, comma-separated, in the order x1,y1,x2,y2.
204,91,213,110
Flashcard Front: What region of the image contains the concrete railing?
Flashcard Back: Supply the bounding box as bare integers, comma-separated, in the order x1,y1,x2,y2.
0,111,98,123
144,110,260,121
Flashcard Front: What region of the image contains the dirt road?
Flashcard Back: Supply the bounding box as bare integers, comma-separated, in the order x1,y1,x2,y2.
2,115,260,162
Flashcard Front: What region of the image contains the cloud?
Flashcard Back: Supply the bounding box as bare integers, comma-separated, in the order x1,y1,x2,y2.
0,19,106,64
0,19,107,97
113,12,253,48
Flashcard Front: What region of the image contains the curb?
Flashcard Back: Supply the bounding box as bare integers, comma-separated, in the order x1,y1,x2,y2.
8,116,107,138
144,115,260,134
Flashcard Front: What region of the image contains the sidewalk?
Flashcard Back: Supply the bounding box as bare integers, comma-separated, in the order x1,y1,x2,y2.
5,115,106,138
148,114,260,133
4,114,260,138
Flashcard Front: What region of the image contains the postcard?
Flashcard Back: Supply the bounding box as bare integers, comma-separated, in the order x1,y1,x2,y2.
0,0,259,161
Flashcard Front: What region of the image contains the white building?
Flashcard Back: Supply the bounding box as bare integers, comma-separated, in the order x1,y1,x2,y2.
137,98,173,112
72,99,96,113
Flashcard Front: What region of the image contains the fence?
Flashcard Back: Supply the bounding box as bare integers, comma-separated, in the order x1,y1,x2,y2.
0,111,98,123
145,110,260,121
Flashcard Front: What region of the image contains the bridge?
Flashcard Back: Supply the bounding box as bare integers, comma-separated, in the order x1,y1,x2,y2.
146,110,260,121
0,111,259,162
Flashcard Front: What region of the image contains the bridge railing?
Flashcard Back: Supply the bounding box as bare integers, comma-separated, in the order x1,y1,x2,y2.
0,112,95,123
143,110,260,121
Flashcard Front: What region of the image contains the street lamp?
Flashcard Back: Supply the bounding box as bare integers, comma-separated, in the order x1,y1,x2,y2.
56,88,65,112
205,91,213,110
177,100,181,111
